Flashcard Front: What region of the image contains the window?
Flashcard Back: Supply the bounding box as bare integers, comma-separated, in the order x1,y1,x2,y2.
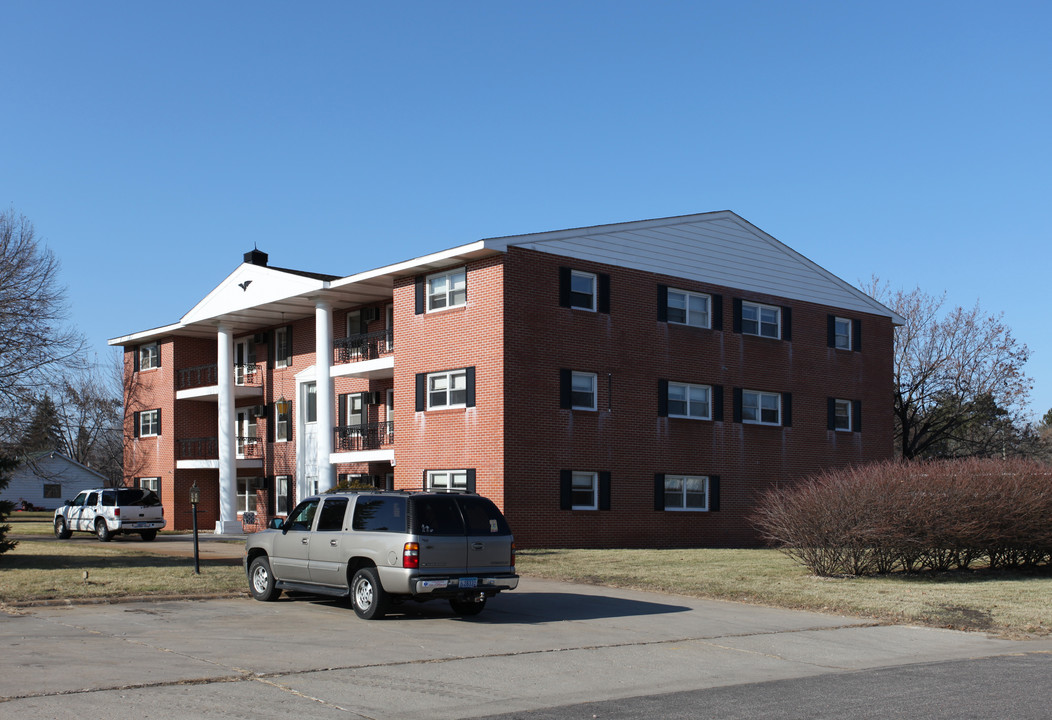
427,470,469,491
667,382,711,419
275,400,291,442
427,267,467,311
386,388,394,415
138,409,160,437
353,496,407,532
570,472,598,510
138,477,160,497
569,270,597,311
237,477,265,513
741,302,780,338
138,342,159,370
742,390,781,425
275,327,291,368
316,497,348,531
667,289,710,328
285,499,319,531
570,371,597,411
428,369,468,409
276,475,290,515
664,475,709,511
43,483,62,499
833,399,852,431
304,382,317,423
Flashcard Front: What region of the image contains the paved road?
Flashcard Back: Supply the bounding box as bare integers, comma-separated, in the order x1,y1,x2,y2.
3,578,1050,719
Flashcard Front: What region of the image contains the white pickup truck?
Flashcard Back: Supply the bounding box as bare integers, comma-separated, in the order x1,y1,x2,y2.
54,487,166,542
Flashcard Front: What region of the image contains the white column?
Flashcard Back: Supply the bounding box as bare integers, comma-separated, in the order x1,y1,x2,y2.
315,300,336,493
216,323,240,534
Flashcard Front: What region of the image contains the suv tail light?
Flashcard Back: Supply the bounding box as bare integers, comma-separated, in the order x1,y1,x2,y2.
114,508,120,517
511,542,516,568
402,542,419,569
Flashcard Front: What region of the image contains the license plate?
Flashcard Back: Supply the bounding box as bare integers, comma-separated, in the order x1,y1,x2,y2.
459,577,477,589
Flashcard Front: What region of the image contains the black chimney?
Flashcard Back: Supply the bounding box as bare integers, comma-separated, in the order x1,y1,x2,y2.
244,248,268,266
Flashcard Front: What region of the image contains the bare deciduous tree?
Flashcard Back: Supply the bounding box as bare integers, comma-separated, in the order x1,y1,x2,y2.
866,279,1032,460
0,210,85,439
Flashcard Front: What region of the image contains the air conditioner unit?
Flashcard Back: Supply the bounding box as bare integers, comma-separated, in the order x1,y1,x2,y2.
364,307,381,323
252,333,267,345
369,391,383,405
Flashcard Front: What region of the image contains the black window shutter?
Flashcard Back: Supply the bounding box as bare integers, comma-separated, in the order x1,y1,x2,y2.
422,469,429,490
712,294,723,330
558,267,571,307
133,347,140,372
559,369,572,409
415,373,426,411
657,284,668,322
597,273,610,313
853,400,863,433
599,471,611,511
654,474,666,512
286,326,293,366
732,298,743,333
657,379,669,417
732,388,743,423
286,477,295,514
266,476,275,515
853,319,862,352
270,330,277,365
133,411,140,438
559,470,572,510
414,277,426,314
827,397,837,431
712,385,724,421
782,393,792,427
156,409,162,436
465,366,476,408
338,394,347,427
268,403,275,443
466,469,476,493
709,475,721,512
781,307,792,341
827,315,837,348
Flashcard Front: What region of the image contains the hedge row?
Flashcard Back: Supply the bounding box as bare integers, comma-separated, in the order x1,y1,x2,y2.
752,458,1052,576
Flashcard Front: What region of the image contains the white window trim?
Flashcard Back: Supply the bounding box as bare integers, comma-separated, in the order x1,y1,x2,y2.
571,371,598,411
834,398,853,432
139,409,160,437
139,342,160,371
664,475,710,512
742,301,781,339
237,477,265,514
138,477,160,495
427,369,467,410
569,270,597,312
667,382,712,420
667,289,711,329
426,267,467,313
427,469,468,491
834,317,852,350
276,399,291,442
571,471,599,510
742,390,781,426
276,475,290,515
275,327,290,368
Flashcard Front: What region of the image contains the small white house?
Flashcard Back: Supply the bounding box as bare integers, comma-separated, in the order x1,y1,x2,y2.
2,452,111,510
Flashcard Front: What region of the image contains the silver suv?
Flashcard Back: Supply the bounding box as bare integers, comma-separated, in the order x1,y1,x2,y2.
244,491,518,619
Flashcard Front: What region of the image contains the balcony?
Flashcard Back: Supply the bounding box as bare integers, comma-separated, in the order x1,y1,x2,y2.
175,363,265,401
332,331,394,380
175,436,264,469
331,421,395,464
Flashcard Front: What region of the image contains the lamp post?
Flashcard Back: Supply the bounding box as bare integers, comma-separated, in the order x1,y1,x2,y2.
189,483,201,575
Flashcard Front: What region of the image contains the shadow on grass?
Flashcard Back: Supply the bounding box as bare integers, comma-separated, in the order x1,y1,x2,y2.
883,565,1052,584
4,553,243,570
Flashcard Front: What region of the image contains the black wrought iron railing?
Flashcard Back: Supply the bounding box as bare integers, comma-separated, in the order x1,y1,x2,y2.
334,330,394,364
176,437,217,460
237,435,262,457
334,421,395,452
176,363,262,389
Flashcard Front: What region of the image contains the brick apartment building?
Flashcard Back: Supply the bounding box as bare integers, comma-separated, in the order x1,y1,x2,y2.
109,211,901,547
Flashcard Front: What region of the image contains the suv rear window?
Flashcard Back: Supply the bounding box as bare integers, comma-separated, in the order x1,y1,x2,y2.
352,497,407,533
409,496,466,536
115,488,162,506
458,496,511,536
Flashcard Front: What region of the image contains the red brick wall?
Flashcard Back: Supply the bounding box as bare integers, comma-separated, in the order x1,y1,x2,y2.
501,247,895,548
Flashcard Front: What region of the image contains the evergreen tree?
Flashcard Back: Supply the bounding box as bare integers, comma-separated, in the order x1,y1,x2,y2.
0,455,19,557
18,393,64,454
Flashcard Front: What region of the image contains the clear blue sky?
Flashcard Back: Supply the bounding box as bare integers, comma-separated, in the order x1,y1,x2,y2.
3,1,1050,421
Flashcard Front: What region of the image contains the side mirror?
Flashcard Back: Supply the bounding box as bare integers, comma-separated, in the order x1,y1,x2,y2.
267,517,285,530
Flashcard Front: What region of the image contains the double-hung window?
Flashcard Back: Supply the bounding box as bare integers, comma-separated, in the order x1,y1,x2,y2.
832,398,852,431
275,327,291,368
571,471,598,510
668,382,711,419
833,317,852,350
428,369,468,409
667,289,710,328
427,469,469,491
139,342,159,370
664,475,709,511
139,409,160,437
742,390,781,425
570,371,597,411
237,477,265,513
275,400,291,442
569,271,597,311
427,268,467,311
138,477,160,496
741,302,780,339
276,475,290,515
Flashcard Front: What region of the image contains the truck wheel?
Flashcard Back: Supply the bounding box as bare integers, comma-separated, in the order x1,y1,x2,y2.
140,530,157,542
249,557,282,601
54,517,72,540
450,596,487,617
95,519,112,542
350,567,387,620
